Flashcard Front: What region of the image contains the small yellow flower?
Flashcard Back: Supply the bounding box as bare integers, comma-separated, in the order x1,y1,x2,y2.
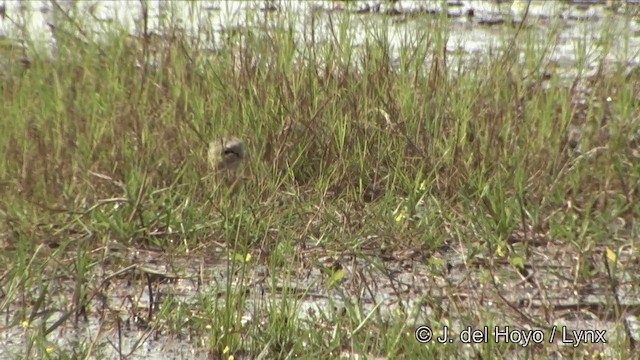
394,207,408,222
419,180,427,191
495,244,505,257
231,252,252,264
223,346,230,354
21,320,29,328
606,248,623,268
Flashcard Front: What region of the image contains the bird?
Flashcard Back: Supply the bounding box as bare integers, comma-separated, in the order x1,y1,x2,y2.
207,136,245,181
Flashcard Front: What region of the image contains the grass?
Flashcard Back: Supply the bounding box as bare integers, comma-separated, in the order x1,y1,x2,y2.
1,1,639,359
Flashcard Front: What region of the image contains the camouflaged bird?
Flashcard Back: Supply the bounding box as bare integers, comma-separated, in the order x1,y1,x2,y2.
207,136,245,186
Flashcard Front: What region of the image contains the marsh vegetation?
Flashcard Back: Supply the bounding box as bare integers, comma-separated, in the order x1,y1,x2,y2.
1,1,639,359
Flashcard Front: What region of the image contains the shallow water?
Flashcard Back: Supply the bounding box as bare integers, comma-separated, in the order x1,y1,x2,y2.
2,236,639,358
1,1,639,75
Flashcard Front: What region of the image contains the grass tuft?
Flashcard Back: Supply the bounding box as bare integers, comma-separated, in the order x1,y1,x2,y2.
1,2,639,358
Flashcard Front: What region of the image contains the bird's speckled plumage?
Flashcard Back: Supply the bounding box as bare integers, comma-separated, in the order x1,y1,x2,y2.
207,136,245,191
208,136,244,172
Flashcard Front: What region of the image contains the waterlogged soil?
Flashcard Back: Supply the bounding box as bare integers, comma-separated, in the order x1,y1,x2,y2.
2,230,639,358
1,0,640,358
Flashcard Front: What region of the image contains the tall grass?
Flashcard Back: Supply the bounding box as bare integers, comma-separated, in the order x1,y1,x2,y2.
1,1,638,358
